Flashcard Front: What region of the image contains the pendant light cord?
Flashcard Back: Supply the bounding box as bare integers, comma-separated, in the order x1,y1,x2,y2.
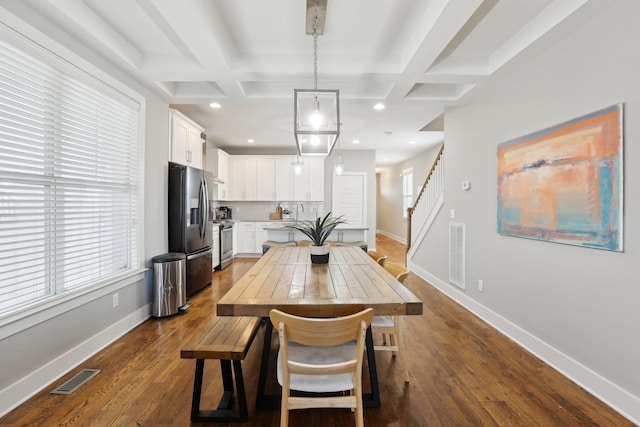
313,0,319,91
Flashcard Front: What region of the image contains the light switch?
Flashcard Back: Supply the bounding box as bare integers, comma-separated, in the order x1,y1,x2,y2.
450,209,455,219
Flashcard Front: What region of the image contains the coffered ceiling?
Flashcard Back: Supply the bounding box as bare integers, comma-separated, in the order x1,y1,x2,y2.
0,0,595,166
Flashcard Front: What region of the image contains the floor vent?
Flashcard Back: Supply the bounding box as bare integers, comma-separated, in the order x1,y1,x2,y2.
50,369,100,395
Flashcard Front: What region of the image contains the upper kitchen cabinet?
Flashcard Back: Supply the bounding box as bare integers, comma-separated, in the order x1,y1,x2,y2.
256,158,276,201
217,149,230,201
230,157,257,201
169,109,205,168
224,155,324,202
293,157,324,201
275,158,293,201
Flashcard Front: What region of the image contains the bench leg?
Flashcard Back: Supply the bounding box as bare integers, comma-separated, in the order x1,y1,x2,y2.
190,358,249,422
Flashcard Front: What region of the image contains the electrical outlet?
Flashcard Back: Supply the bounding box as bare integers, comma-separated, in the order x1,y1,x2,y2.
112,293,119,308
477,280,484,292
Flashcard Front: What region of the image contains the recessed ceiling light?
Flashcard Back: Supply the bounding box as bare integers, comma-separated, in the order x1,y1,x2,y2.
409,140,416,144
373,103,385,110
352,139,360,144
209,102,221,109
247,139,255,143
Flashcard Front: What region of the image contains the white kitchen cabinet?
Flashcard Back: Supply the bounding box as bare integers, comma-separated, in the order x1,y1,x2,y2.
256,159,275,201
169,109,204,168
217,149,230,201
230,157,257,200
255,222,272,253
275,158,293,201
293,157,324,201
235,221,256,254
308,158,324,200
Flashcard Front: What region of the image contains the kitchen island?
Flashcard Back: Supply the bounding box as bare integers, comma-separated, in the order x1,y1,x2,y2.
262,222,368,244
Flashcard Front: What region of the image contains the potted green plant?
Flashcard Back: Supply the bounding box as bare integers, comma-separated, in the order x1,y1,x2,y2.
289,212,347,264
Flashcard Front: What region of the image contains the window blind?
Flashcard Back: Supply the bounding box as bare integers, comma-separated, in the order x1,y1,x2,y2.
0,26,140,316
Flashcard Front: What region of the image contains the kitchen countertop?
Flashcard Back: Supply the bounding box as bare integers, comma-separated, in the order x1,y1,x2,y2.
234,219,292,222
262,224,369,231
231,219,369,231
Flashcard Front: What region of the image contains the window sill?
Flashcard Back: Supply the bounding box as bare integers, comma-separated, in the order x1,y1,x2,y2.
0,268,147,340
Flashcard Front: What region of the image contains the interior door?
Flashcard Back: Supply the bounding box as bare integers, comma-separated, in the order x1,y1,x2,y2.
332,172,366,227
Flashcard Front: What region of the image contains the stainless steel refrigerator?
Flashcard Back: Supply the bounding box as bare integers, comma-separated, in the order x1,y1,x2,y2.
168,162,214,297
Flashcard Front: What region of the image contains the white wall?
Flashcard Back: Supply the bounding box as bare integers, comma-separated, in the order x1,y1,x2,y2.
410,1,639,422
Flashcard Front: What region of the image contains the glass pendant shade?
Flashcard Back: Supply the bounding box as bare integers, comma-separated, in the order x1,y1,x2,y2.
294,89,340,156
333,153,344,175
292,155,304,175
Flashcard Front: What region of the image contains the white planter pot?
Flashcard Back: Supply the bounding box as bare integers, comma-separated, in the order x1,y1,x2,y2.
309,245,330,264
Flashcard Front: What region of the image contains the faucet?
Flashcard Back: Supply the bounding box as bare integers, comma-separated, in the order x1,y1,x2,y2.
295,202,304,220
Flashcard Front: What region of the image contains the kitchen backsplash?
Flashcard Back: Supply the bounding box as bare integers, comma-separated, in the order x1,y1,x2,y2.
211,200,324,221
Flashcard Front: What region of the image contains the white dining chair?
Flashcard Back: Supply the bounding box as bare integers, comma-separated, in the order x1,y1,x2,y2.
269,308,374,427
372,261,410,382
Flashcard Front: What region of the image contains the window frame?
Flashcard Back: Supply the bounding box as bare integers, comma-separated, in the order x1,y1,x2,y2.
0,22,146,333
401,168,414,220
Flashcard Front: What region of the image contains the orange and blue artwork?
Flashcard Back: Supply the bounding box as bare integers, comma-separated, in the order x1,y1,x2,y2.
497,104,623,251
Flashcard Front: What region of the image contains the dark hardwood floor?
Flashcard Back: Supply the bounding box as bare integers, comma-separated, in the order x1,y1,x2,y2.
0,235,632,426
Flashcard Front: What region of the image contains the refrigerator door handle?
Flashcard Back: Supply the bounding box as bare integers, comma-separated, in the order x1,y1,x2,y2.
198,177,206,241
203,176,209,237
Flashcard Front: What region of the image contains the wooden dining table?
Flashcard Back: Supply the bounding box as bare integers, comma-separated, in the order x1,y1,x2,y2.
216,245,423,408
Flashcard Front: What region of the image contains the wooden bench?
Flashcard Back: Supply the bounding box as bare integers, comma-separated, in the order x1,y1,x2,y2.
181,316,262,422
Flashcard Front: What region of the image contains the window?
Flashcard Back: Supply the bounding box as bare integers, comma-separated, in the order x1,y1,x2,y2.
0,26,141,317
402,168,413,219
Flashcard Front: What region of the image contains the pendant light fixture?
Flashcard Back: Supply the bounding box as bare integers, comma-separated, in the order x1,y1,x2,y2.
294,0,340,156
333,137,344,175
292,154,304,175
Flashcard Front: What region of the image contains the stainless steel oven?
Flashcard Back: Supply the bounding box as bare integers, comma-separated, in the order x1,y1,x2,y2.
220,221,234,269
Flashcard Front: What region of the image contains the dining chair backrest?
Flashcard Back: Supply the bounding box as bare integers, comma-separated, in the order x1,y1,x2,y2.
269,308,374,427
383,261,409,284
367,250,387,266
270,308,374,349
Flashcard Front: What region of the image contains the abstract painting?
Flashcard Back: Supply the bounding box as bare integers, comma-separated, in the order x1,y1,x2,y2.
497,104,623,251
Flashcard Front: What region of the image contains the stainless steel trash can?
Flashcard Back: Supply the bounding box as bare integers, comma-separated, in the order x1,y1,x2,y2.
151,252,187,317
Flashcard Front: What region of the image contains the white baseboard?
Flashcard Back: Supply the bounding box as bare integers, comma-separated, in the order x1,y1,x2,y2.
407,262,640,425
0,304,151,418
376,229,406,245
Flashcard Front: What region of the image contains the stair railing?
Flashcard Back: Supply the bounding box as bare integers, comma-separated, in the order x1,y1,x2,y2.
406,145,444,252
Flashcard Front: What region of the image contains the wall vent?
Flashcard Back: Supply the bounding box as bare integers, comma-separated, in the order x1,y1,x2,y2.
449,222,465,289
50,369,100,395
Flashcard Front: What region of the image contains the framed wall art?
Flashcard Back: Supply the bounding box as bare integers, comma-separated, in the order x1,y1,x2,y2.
497,104,623,251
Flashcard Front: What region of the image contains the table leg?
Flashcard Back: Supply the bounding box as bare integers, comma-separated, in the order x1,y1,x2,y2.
363,326,381,407
256,317,280,409
255,317,381,409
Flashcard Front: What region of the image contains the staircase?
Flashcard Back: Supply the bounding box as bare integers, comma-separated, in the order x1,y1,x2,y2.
406,145,444,259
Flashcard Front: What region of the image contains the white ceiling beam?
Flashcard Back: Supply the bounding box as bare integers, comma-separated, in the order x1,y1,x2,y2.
44,0,142,70
145,0,245,100
387,0,484,102
489,0,590,72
